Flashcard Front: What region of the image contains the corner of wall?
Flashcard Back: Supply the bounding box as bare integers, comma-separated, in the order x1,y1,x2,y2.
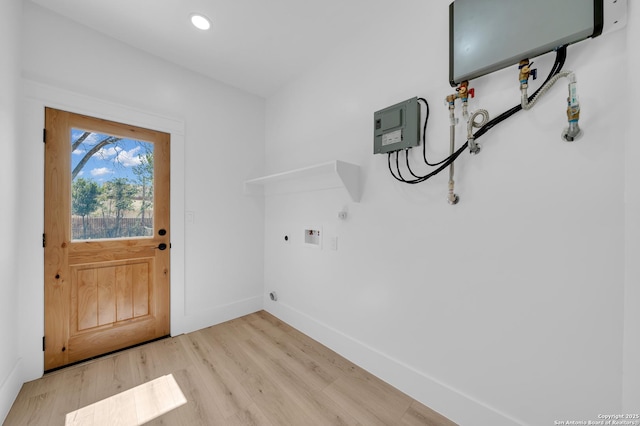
172,295,264,336
265,302,524,426
0,359,23,423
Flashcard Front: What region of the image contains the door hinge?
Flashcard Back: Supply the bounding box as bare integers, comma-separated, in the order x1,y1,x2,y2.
42,336,46,351
43,233,46,248
43,128,46,143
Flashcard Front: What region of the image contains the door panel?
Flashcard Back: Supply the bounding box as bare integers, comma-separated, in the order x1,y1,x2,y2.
44,108,170,371
71,260,151,331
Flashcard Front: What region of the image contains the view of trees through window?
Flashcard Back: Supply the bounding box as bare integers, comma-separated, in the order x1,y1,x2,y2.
71,128,154,240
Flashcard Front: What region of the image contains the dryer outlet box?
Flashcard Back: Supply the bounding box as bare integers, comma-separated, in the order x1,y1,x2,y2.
303,227,322,249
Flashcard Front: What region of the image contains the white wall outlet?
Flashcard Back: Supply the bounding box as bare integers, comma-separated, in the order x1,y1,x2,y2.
185,210,195,224
329,236,338,251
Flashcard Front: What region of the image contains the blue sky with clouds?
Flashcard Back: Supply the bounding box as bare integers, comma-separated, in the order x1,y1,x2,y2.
71,129,153,183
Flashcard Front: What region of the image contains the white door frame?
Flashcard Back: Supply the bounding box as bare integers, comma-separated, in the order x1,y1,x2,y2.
19,80,186,381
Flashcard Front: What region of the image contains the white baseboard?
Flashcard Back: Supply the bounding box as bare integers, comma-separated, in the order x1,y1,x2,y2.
0,359,23,424
172,295,263,336
265,300,524,426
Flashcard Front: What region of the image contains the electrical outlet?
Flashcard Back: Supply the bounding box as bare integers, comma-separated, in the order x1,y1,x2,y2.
185,211,195,224
329,237,338,251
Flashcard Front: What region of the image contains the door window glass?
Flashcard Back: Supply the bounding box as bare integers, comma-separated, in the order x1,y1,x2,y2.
71,129,154,240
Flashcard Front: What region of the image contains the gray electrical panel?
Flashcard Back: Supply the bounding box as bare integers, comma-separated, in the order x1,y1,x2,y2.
373,97,420,154
449,0,603,86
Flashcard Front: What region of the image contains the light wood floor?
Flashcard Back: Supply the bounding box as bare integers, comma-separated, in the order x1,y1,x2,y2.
4,311,457,426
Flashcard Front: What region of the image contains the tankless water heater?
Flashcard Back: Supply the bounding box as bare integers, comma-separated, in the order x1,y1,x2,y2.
449,0,627,86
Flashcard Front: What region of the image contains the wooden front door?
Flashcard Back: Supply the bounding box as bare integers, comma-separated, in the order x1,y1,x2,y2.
44,108,171,371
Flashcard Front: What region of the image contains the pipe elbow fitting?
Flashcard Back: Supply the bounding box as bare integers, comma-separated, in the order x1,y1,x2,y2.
447,181,459,205
562,103,582,142
469,139,482,155
562,121,582,142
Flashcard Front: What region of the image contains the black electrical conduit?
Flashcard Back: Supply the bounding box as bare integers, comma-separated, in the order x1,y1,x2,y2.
388,45,568,184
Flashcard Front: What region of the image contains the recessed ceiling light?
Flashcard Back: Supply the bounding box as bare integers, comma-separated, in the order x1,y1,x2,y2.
190,14,211,31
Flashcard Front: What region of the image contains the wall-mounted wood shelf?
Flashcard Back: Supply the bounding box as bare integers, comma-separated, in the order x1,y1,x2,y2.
245,160,361,202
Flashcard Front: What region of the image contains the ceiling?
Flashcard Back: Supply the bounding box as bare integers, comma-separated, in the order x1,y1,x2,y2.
29,0,394,97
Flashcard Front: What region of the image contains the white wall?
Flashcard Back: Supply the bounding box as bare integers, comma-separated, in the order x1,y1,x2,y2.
264,1,631,424
17,1,265,384
0,0,23,421
623,1,640,414
6,1,637,424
